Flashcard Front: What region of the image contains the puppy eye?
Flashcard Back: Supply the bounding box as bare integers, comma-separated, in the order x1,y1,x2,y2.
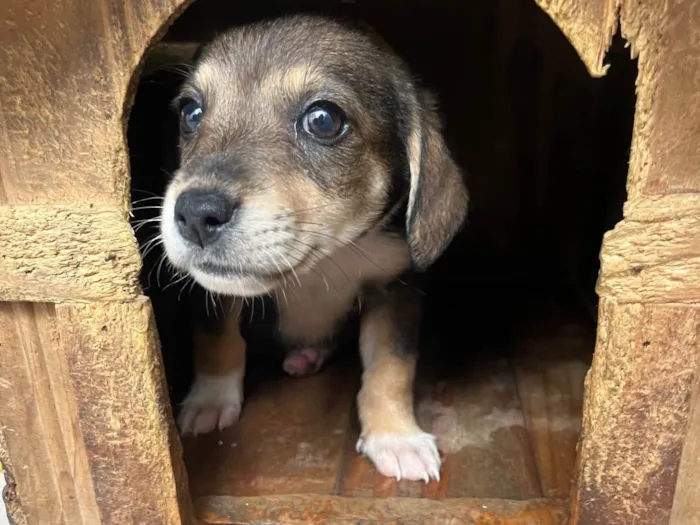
179,98,203,136
301,101,348,143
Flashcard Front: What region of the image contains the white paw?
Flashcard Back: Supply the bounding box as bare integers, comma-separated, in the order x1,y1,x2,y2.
177,372,243,436
356,432,441,482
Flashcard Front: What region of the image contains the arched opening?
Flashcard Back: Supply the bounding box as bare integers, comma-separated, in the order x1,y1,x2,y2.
127,0,637,520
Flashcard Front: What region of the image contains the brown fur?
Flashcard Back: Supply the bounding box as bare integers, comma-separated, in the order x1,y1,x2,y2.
160,14,468,481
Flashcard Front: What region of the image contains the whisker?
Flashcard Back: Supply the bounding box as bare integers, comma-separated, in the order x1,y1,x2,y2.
132,188,161,197
132,218,161,233
288,237,354,291
131,196,164,206
156,251,169,289
290,225,393,278
277,252,302,288
277,203,335,218
130,205,165,212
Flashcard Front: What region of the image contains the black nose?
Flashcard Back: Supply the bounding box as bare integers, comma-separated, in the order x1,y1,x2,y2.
174,190,237,247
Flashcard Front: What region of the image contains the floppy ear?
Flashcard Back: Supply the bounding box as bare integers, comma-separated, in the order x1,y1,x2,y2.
402,90,469,269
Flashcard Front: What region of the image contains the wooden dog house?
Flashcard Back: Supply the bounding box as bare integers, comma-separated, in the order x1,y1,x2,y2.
1,0,699,524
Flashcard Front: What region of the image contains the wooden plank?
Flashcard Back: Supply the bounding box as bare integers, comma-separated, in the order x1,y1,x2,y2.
670,361,700,525
0,302,100,525
196,494,568,525
569,299,700,525
513,327,592,499
0,428,27,525
0,205,141,302
184,360,358,499
55,298,193,525
337,357,541,500
596,216,700,303
533,0,617,77
617,0,700,198
0,0,192,207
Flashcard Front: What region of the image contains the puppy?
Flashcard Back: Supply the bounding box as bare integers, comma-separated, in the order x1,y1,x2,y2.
159,14,468,482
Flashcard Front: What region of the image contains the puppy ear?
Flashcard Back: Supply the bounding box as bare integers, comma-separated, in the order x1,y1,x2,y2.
402,90,468,269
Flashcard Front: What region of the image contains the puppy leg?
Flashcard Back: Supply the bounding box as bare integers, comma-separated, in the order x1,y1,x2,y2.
356,284,440,482
178,298,246,436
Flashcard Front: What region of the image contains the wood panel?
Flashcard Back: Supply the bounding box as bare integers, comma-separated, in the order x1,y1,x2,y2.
670,362,700,525
513,326,592,499
569,300,700,525
196,494,568,525
0,0,193,208
0,303,100,525
337,359,541,500
184,360,358,499
0,205,141,302
533,0,617,77
55,298,193,525
617,0,700,198
596,216,700,303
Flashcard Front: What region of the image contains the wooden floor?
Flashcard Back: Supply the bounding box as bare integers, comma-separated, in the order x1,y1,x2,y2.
183,311,592,524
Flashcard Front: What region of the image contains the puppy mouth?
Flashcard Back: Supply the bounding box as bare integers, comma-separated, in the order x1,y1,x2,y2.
183,243,320,296
193,260,297,281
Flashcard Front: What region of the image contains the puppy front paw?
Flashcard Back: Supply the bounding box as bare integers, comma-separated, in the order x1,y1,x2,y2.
356,432,441,482
177,372,243,436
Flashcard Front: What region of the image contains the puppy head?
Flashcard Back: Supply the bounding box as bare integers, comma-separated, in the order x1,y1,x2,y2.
160,15,467,296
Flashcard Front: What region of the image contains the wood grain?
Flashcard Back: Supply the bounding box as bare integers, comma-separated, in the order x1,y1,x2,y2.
196,494,568,525
513,327,592,499
570,300,700,525
0,205,141,302
533,0,617,77
597,216,700,303
670,361,700,525
55,298,193,525
0,0,193,208
337,358,541,500
184,360,359,499
617,0,700,198
0,303,100,525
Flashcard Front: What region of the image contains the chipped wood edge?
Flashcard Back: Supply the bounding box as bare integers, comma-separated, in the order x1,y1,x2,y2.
535,0,620,77
0,205,141,303
0,429,27,525
196,495,569,525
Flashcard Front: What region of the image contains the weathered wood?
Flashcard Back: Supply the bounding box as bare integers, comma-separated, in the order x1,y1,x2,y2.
534,0,617,77
0,205,142,302
338,358,541,500
670,363,700,525
0,0,193,208
617,0,700,199
569,300,700,525
0,303,100,525
184,360,358,499
196,494,568,525
597,216,700,303
513,328,591,499
55,298,193,525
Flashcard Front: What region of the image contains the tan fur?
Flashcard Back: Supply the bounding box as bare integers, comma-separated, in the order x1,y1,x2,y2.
160,15,467,480
193,298,246,377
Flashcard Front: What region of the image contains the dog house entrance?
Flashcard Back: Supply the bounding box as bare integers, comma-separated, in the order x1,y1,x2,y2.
128,0,636,521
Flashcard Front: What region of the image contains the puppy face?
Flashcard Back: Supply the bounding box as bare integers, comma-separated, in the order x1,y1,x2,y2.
160,15,468,296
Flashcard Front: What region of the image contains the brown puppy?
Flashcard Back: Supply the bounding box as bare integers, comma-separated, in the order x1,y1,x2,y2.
159,15,468,482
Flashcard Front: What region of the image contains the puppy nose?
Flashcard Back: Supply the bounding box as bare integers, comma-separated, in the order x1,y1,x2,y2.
174,190,237,247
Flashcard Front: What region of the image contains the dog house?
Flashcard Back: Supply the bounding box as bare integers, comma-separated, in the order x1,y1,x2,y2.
1,0,699,524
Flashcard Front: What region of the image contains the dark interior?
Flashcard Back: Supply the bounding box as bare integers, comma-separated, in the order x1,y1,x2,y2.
127,0,636,513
